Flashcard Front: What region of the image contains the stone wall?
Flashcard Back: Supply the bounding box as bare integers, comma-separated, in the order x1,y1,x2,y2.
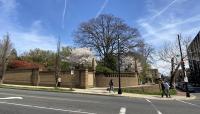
88,72,94,87
130,84,161,93
38,71,81,87
4,69,33,85
3,69,139,88
39,71,56,86
3,69,94,88
95,73,138,87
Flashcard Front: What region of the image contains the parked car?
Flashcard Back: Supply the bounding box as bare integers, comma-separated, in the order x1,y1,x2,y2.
176,82,195,92
183,84,195,92
176,82,184,89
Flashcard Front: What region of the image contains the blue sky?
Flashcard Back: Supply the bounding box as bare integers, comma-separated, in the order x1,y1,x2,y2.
0,0,200,73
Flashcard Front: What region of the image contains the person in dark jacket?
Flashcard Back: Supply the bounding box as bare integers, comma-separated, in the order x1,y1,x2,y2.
164,81,171,98
109,79,114,93
161,80,166,97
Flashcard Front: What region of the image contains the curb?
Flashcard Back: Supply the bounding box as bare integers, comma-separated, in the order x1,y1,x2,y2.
0,85,197,101
68,92,196,101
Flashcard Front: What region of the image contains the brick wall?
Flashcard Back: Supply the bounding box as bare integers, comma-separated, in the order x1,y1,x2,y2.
3,69,94,88
131,84,161,93
88,72,94,87
39,71,56,86
95,73,138,87
4,70,32,85
3,69,139,88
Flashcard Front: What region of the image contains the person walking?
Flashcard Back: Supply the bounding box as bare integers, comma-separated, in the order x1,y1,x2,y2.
164,81,171,98
109,79,114,93
161,80,166,98
57,77,62,87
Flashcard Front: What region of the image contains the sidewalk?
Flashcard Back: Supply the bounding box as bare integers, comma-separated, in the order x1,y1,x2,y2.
73,87,196,100
0,84,196,101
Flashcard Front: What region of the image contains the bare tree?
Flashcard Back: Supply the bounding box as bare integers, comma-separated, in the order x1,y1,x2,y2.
74,14,142,69
158,36,192,63
0,34,12,84
137,43,154,63
157,35,192,88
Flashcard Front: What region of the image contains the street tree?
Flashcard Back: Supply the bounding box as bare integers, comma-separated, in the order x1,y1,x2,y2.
128,43,154,83
157,36,192,88
20,48,56,68
137,43,154,63
67,47,96,68
55,38,61,87
10,48,17,60
158,36,192,63
0,34,12,84
121,55,142,72
74,14,142,70
60,46,72,70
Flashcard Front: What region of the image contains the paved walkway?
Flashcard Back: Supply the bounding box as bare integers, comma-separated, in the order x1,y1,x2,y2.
1,84,196,100
74,87,196,100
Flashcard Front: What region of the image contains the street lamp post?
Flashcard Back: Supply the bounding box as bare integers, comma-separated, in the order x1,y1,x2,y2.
177,34,190,97
118,38,122,94
70,66,75,91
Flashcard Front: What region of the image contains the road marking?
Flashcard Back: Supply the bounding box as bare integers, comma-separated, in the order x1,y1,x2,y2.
146,99,151,103
0,92,100,104
145,99,162,114
0,101,96,114
177,100,200,108
119,107,126,114
0,97,23,100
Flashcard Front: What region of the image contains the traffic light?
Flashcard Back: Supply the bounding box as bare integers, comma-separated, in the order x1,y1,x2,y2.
171,58,174,63
181,60,185,70
171,58,174,71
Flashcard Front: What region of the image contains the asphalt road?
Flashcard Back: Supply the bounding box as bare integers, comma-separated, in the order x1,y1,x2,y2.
0,88,200,114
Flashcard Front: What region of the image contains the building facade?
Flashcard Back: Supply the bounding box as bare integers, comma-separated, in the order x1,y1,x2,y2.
187,31,200,85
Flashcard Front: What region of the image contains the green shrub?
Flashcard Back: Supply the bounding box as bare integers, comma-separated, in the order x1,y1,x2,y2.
114,88,177,95
96,65,113,73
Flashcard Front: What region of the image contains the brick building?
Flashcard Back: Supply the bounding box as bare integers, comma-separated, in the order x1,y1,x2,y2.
187,31,200,85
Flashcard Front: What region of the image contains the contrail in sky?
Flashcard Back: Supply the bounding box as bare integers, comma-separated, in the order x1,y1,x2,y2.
62,0,67,29
151,0,178,20
95,0,109,18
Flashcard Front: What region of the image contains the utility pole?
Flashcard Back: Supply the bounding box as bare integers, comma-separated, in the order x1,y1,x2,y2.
55,37,61,87
118,38,122,94
177,34,190,97
134,57,140,85
170,57,175,88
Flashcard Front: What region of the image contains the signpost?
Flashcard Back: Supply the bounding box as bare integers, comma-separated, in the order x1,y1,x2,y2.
177,34,190,97
70,67,74,91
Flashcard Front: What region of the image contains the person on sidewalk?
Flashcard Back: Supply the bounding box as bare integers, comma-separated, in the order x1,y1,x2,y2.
161,80,166,98
57,77,62,87
109,79,114,93
164,81,171,98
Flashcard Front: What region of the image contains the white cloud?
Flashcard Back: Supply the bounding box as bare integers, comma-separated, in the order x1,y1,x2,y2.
150,0,178,20
0,0,58,54
138,0,200,74
62,0,68,29
143,15,200,39
10,31,57,53
95,0,109,18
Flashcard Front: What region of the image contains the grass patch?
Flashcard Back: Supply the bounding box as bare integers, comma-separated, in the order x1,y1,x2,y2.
0,84,74,93
114,88,177,95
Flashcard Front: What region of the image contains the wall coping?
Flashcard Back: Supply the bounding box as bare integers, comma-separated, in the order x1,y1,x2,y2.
96,72,136,77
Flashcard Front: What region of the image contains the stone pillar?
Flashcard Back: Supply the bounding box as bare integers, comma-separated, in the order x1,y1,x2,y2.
31,68,40,86
80,68,88,89
92,58,96,87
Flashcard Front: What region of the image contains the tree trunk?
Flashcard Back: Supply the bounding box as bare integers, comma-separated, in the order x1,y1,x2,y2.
170,62,181,88
0,59,7,84
55,38,61,87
